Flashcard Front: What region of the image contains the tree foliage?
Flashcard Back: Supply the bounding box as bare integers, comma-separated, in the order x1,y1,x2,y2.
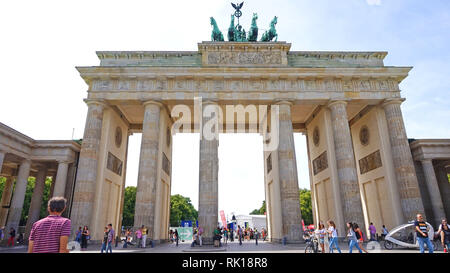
169,194,198,227
250,200,266,215
249,189,313,225
121,186,136,227
120,187,198,228
299,188,313,225
0,176,52,226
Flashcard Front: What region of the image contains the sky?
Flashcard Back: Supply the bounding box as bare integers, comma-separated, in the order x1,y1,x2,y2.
0,0,449,217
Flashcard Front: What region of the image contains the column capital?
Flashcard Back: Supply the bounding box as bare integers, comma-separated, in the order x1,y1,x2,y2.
21,158,32,165
327,100,348,108
141,99,164,108
420,158,433,164
381,98,406,108
83,99,108,108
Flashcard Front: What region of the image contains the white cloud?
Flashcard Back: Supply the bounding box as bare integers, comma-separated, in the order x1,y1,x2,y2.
366,0,381,5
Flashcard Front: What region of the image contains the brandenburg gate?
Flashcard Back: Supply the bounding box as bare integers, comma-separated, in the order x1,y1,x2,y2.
70,39,427,244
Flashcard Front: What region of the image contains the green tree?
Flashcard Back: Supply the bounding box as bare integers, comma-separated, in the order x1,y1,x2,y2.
248,189,313,225
299,188,313,225
250,200,266,215
120,187,198,228
0,176,52,226
169,194,198,227
122,186,136,227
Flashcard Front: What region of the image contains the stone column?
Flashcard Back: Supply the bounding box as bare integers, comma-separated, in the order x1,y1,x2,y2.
435,164,450,219
25,167,47,239
53,161,70,197
420,159,446,226
198,101,219,245
328,100,365,229
0,151,5,173
6,159,31,232
0,176,14,228
275,101,303,242
382,99,425,220
134,100,162,241
70,100,105,234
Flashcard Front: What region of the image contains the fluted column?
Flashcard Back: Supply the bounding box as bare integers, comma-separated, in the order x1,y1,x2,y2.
275,101,303,242
420,159,446,226
382,99,425,220
0,151,5,173
435,164,450,218
70,99,106,234
134,100,163,240
0,176,14,227
6,159,31,232
53,161,70,197
328,100,365,229
198,101,219,245
25,167,47,239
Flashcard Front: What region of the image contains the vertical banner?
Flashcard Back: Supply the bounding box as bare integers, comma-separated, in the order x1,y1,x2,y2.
220,210,227,228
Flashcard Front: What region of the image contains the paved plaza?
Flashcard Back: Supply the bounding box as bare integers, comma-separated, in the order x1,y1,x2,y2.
0,240,444,254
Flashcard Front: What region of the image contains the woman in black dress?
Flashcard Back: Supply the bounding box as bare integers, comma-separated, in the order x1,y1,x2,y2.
81,226,89,250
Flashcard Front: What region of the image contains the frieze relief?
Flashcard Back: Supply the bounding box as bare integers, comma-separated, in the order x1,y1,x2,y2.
359,150,382,175
312,151,328,175
91,78,399,93
207,51,282,65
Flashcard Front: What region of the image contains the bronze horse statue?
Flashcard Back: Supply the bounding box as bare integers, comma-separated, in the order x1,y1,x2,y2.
260,16,278,42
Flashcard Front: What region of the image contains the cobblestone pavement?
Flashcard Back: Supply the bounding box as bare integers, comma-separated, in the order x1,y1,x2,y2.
0,240,445,253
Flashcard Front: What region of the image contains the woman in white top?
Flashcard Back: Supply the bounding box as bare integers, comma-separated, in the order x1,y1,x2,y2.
315,223,327,253
327,220,341,253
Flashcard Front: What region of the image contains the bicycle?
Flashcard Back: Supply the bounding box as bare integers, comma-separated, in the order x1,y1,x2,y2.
304,231,319,253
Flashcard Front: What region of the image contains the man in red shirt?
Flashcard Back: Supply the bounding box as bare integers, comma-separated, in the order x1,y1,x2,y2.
28,197,71,253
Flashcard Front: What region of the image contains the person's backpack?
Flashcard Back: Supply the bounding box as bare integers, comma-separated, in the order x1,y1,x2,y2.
354,229,361,240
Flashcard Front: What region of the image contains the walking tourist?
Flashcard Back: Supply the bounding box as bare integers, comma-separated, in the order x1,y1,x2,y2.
81,226,89,250
315,223,327,253
414,214,433,253
198,226,203,246
347,222,363,253
174,229,179,246
135,227,142,248
141,225,148,248
101,227,109,253
192,228,198,246
223,228,228,245
7,227,15,247
27,197,71,253
353,223,368,253
255,228,259,245
439,219,450,253
327,220,341,253
238,225,243,246
106,224,114,253
75,226,82,243
381,225,389,240
214,226,222,247
368,222,377,241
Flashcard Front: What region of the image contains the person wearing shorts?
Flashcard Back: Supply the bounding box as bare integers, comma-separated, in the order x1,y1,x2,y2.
315,223,326,253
